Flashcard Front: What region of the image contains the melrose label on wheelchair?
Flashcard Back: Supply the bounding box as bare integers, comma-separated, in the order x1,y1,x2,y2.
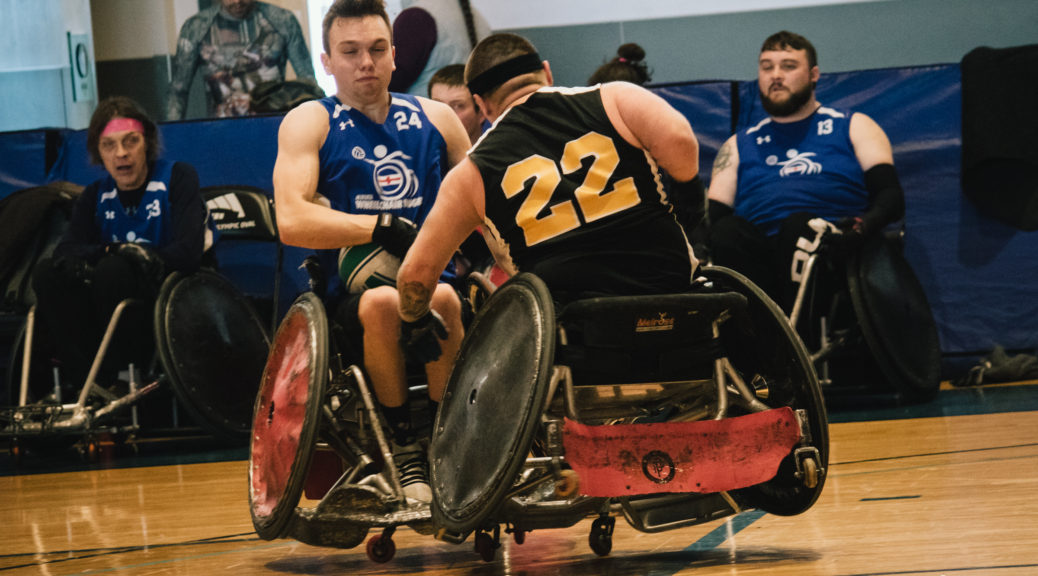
562,407,800,497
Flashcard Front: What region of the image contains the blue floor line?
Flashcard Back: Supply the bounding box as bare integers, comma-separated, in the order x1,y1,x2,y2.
684,510,767,552
647,509,767,576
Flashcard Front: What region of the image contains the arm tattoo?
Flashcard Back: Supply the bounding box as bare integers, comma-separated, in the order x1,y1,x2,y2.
399,280,433,322
713,141,733,173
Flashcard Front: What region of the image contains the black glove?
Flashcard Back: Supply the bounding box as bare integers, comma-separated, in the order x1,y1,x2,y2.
371,213,417,260
53,255,94,285
829,217,866,258
400,310,448,364
113,243,166,285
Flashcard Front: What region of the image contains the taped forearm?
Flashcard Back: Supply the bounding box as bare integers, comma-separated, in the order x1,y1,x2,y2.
862,163,905,233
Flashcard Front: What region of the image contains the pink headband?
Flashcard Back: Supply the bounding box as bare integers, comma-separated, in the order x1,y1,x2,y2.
101,117,144,136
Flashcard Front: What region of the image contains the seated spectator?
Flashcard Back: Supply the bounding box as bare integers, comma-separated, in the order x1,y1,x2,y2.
704,30,904,309
32,96,212,393
588,43,652,86
428,64,486,144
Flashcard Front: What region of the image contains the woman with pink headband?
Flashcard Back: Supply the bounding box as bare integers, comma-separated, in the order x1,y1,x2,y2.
31,96,212,397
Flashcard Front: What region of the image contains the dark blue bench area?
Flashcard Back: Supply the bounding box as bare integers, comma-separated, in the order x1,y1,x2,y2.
1,63,1034,374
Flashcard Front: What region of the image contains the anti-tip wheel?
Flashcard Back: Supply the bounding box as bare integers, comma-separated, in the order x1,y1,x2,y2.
589,517,615,557
475,531,497,562
366,533,396,563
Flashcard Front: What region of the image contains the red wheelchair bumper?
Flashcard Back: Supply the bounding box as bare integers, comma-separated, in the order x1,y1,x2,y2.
562,407,801,497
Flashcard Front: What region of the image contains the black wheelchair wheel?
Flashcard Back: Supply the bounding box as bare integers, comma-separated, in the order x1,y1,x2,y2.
155,270,270,440
700,265,828,516
430,273,555,536
249,292,328,540
848,235,942,402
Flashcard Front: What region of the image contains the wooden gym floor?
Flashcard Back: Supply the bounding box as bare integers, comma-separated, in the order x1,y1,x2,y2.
2,381,1037,575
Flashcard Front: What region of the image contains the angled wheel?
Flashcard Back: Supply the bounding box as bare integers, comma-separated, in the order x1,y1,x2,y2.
848,235,941,402
700,265,828,516
430,273,555,535
248,292,328,540
156,270,270,440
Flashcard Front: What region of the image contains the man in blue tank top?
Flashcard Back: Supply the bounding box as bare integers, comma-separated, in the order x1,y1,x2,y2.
272,0,471,504
705,31,905,309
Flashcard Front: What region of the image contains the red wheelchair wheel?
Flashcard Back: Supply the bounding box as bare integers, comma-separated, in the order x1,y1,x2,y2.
248,293,328,540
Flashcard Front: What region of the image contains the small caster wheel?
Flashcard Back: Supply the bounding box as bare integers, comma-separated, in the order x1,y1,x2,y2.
554,469,580,499
475,531,497,562
589,517,615,557
85,439,99,462
801,457,819,489
512,527,526,545
366,533,396,563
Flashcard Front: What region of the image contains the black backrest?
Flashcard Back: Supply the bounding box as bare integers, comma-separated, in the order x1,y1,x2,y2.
556,291,748,385
202,185,277,242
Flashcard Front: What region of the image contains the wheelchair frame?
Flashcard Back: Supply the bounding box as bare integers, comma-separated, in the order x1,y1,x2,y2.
1,299,159,459
785,223,941,403
248,267,828,564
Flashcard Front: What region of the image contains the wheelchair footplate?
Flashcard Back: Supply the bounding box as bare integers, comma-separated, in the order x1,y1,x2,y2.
562,407,802,497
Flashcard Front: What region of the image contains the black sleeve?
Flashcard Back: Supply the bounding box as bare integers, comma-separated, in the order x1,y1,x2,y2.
156,162,207,273
861,163,905,234
669,175,707,234
53,181,105,263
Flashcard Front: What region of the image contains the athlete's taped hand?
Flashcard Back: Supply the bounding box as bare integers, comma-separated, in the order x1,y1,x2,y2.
371,213,417,260
400,310,448,364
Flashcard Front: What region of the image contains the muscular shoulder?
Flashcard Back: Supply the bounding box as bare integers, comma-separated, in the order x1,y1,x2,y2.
416,95,471,166
280,100,331,141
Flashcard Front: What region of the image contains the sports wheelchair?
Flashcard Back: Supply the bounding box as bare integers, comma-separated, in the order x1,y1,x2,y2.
248,266,828,563
1,186,277,457
786,219,941,404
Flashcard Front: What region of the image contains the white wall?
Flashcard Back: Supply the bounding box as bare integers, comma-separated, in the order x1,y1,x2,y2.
470,0,892,30
0,0,96,131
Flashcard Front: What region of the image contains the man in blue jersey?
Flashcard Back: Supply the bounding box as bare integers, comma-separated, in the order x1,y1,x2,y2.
705,31,904,309
271,0,471,505
395,33,700,329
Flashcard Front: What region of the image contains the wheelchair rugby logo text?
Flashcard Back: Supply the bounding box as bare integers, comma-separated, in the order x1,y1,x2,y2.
351,145,422,211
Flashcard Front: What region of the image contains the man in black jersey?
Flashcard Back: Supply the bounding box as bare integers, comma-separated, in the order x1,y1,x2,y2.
395,32,701,339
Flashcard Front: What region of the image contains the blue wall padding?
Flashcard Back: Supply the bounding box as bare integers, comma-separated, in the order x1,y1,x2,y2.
2,65,1035,362
652,81,734,187
0,129,51,197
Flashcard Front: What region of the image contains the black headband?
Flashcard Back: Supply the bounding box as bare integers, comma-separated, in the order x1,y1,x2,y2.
467,53,543,97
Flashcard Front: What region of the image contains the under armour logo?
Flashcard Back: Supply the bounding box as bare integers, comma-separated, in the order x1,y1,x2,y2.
757,135,771,145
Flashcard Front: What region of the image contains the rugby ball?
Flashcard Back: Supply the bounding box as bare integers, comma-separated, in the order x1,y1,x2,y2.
338,242,401,293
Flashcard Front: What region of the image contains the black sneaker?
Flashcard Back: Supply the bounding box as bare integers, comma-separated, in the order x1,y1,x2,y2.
391,440,431,504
